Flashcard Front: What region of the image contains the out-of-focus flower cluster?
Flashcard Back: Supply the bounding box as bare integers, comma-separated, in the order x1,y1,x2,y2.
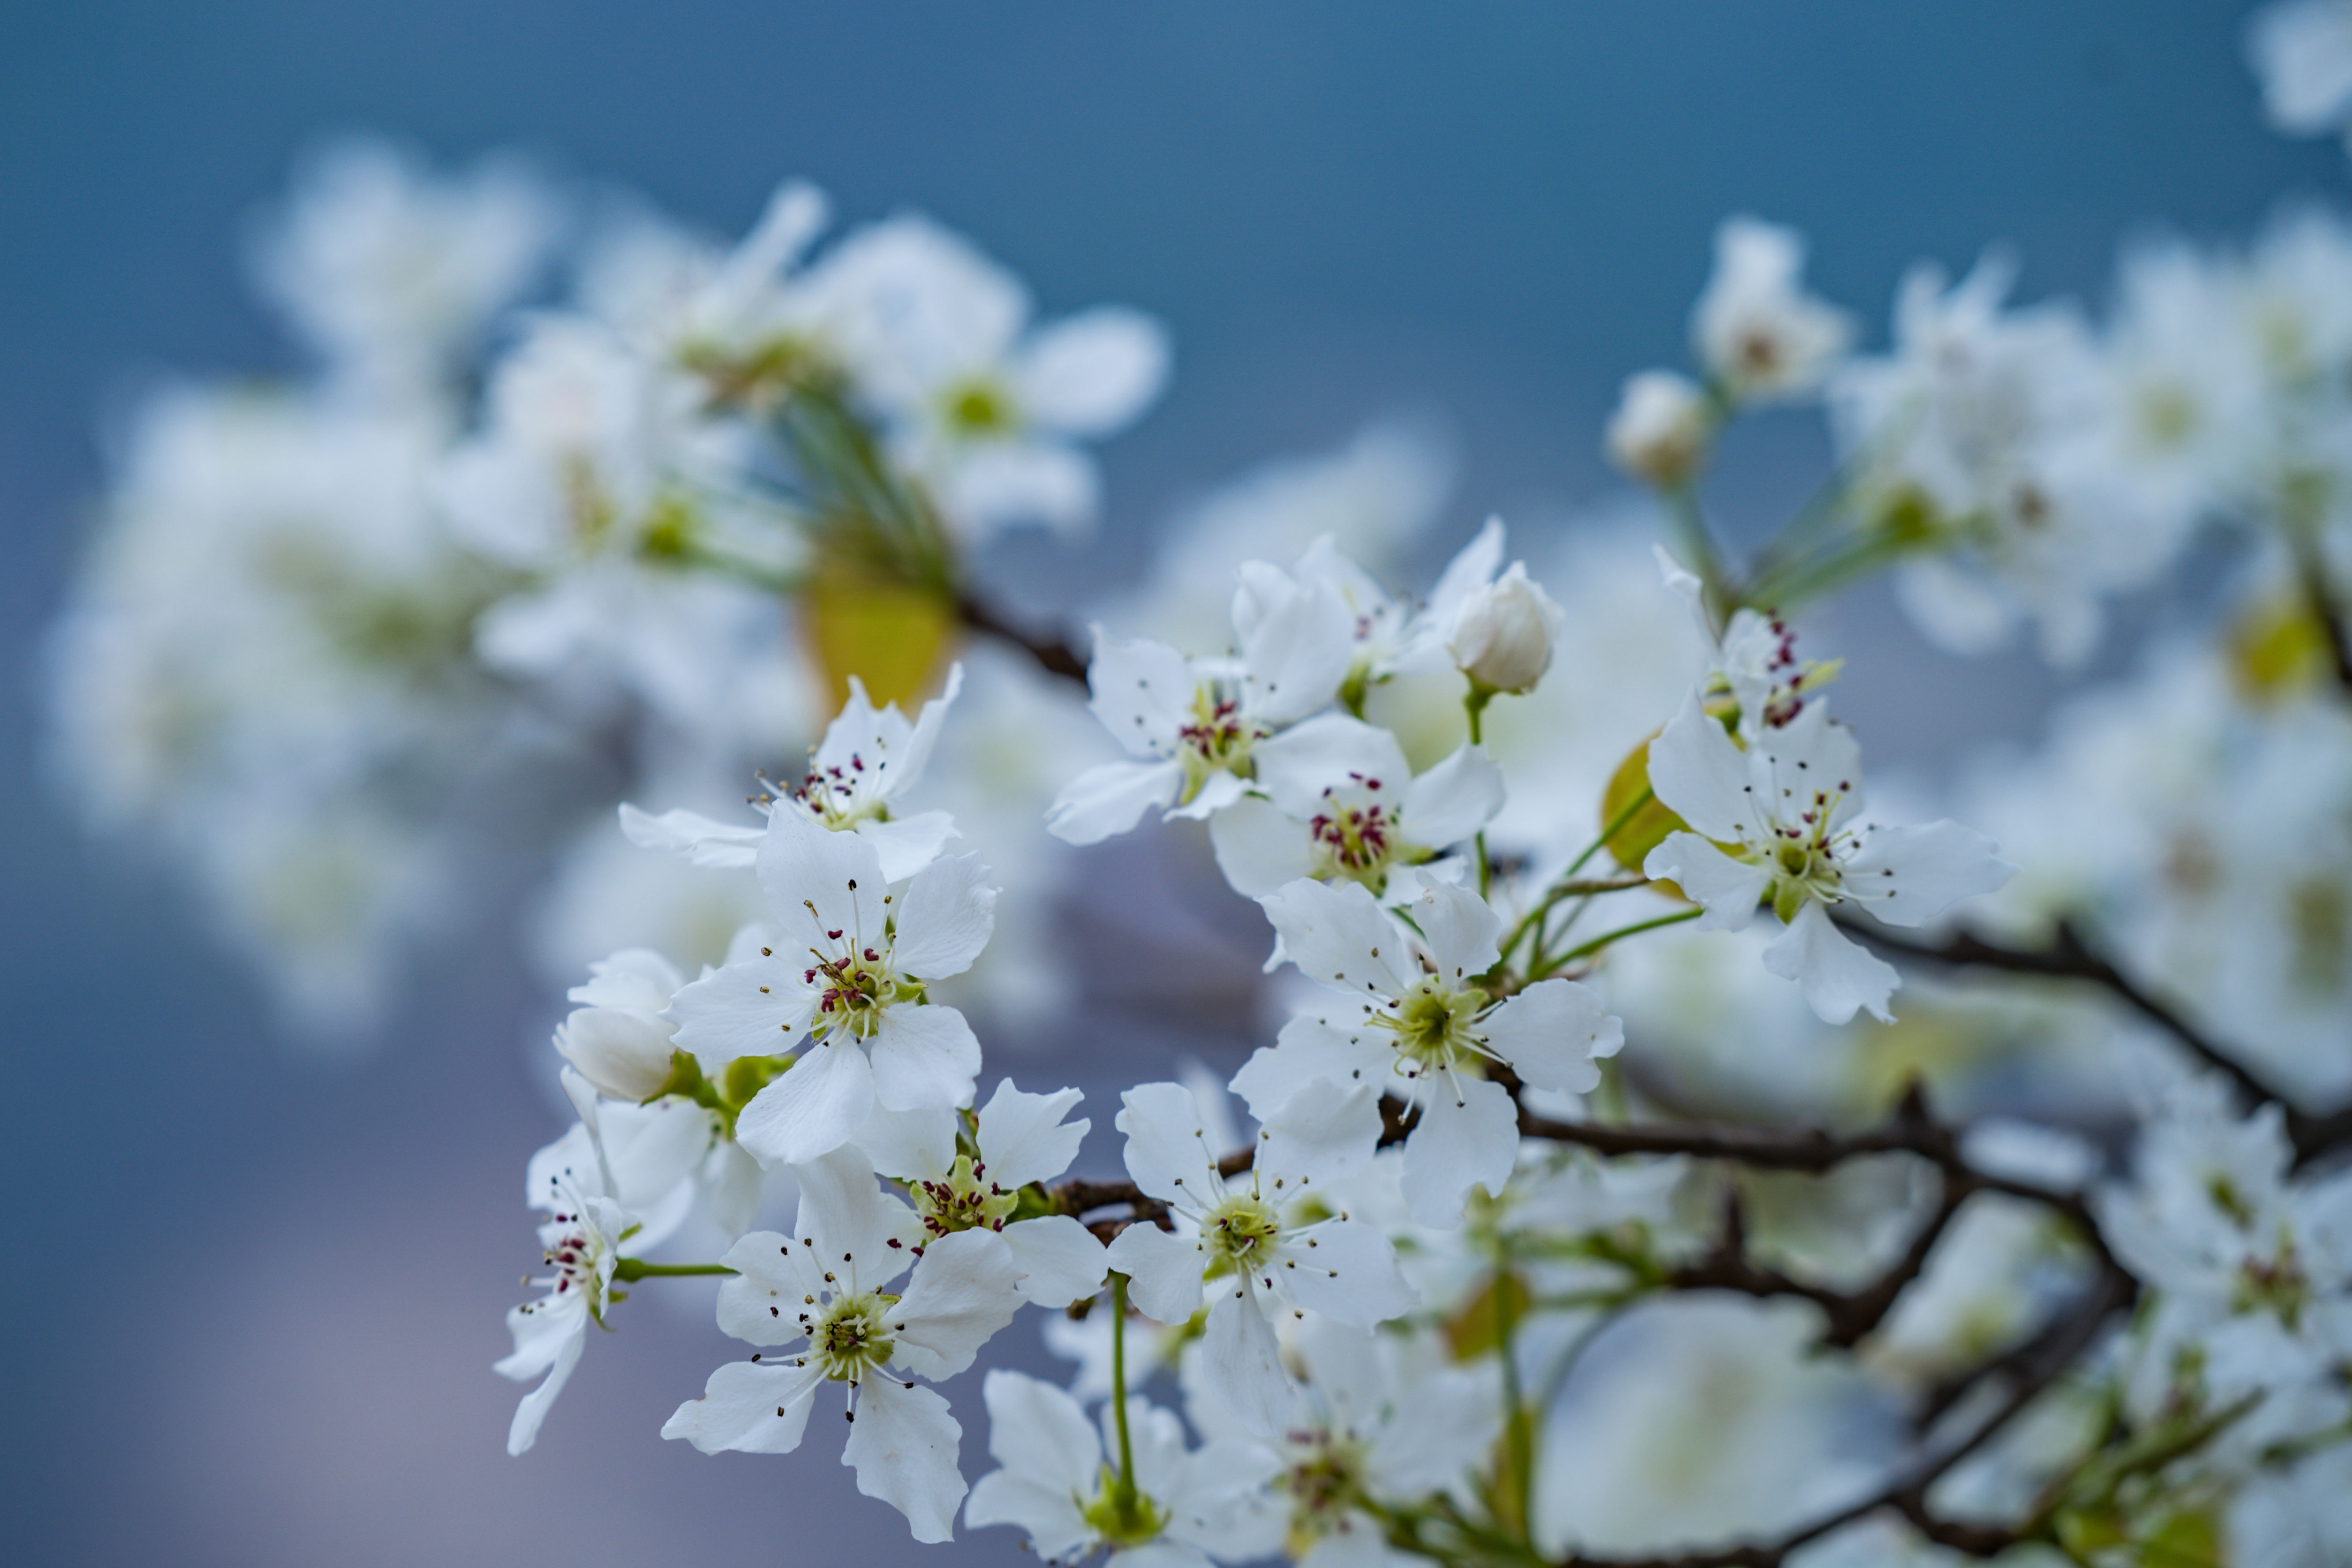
43,31,2352,1563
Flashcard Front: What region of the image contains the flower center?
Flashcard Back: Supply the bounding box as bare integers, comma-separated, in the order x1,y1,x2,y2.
790,752,887,831
812,1293,897,1383
1204,1192,1283,1273
943,377,1017,438
2236,1241,2311,1330
1376,978,1487,1075
804,946,899,1038
910,1153,1020,1237
1282,1432,1369,1557
1173,683,1264,803
1310,778,1398,888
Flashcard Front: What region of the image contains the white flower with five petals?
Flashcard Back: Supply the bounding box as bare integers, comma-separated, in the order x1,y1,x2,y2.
622,664,965,883
1047,572,1355,845
663,812,996,1165
1641,695,2015,1024
661,1145,1024,1542
1104,1079,1417,1436
856,1079,1112,1310
1235,880,1624,1229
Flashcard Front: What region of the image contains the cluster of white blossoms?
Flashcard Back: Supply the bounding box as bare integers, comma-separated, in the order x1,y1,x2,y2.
49,28,2352,1565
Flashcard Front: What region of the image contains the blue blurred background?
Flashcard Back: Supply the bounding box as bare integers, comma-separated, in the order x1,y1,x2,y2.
0,4,2332,1562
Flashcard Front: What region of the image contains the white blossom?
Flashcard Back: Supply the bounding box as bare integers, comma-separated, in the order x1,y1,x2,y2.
1047,569,1356,845
1691,216,1854,403
965,1370,1283,1566
1104,1079,1412,1435
1447,561,1565,696
664,811,996,1165
1643,695,2015,1024
622,663,965,882
1606,370,1713,487
1208,713,1503,902
662,1144,1024,1541
1237,879,1624,1227
855,1079,1110,1309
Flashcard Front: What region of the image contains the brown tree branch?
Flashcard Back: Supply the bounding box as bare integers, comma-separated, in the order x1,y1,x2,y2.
1843,916,2352,1164
954,590,1090,684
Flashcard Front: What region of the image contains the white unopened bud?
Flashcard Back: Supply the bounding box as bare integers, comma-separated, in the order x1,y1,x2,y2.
554,1005,679,1102
1605,370,1711,487
1449,562,1565,694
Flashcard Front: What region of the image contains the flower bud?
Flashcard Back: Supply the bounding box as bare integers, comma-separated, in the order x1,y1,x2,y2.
1449,562,1565,695
1605,370,1711,488
554,1005,679,1102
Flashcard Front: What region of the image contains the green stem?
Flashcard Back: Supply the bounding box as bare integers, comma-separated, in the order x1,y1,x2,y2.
1536,905,1703,973
1109,1271,1138,1513
1567,784,1652,879
1497,788,1655,972
1492,1266,1535,1546
612,1259,737,1281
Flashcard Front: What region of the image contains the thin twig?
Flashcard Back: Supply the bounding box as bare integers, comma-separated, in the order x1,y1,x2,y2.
954,591,1090,683
1844,916,2352,1164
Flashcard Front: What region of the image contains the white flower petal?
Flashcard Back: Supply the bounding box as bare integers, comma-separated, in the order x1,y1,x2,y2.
1198,1287,1293,1438
736,1041,876,1167
1104,1220,1208,1325
1229,1017,1393,1119
890,852,998,979
890,1227,1024,1381
1003,1215,1111,1308
1116,1081,1225,1205
853,1101,959,1182
1047,758,1183,845
867,1005,983,1113
1208,795,1318,898
660,1357,822,1455
1761,900,1901,1024
1406,882,1504,983
664,956,813,1065
1644,693,1752,842
976,1080,1089,1189
617,803,763,869
1479,979,1623,1094
844,1376,966,1543
1840,820,2016,927
1085,630,1194,758
1402,1078,1518,1229
1279,1218,1417,1327
1013,307,1170,434
789,1143,916,1286
1252,714,1407,821
757,810,890,954
856,811,962,882
1258,879,1412,998
1401,742,1506,851
1255,1075,1382,1190
1644,833,1769,931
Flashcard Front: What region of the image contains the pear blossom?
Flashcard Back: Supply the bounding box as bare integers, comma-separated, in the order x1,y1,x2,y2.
965,1370,1284,1567
1046,569,1355,845
1642,695,2016,1024
495,1120,626,1456
799,213,1170,539
664,811,996,1165
494,1070,714,1458
1606,370,1713,487
1247,521,1508,699
1691,216,1854,404
661,1145,1023,1542
1655,547,1843,741
1236,879,1625,1227
1195,1316,1503,1568
251,136,559,402
622,663,965,882
1208,713,1502,901
1104,1078,1414,1434
1829,251,2188,667
1447,561,1565,695
553,947,687,1101
2098,1072,2352,1443
855,1079,1111,1308
2247,0,2352,151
